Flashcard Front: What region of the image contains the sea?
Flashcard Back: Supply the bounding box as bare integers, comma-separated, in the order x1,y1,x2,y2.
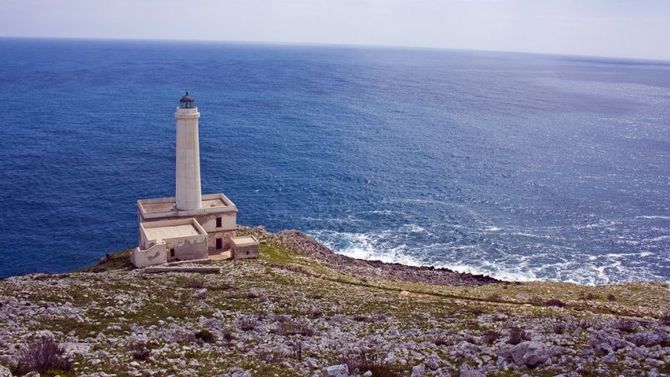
1,38,669,284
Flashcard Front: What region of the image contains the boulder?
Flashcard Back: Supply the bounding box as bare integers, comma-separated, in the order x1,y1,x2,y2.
321,364,349,377
222,367,251,377
411,364,425,377
0,355,17,371
191,289,207,300
34,330,54,341
388,326,401,337
425,354,441,370
510,341,550,368
306,358,319,369
602,352,617,364
589,330,632,355
459,363,485,377
627,332,662,347
0,365,12,377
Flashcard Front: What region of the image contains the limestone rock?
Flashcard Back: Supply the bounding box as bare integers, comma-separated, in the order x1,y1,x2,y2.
223,367,251,377
589,330,632,355
411,364,425,377
627,332,663,347
510,341,550,368
0,355,17,371
306,357,319,369
322,364,349,377
425,354,441,370
459,363,485,377
602,352,617,364
0,365,12,377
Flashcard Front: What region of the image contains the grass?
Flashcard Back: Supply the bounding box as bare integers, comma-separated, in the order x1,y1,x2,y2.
3,233,667,377
79,249,134,273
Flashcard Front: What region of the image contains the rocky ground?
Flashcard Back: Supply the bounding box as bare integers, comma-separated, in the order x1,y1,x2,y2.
0,227,669,377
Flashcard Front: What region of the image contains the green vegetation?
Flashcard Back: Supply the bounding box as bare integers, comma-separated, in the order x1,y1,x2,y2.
1,230,668,376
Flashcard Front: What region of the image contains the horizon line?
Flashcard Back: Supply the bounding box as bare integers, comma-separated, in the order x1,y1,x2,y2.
2,35,670,64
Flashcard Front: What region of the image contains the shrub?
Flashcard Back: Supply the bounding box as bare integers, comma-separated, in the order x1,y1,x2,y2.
309,306,322,318
208,282,236,291
16,334,72,374
340,350,401,377
373,313,388,322
486,293,502,301
353,314,370,322
615,319,638,333
433,337,449,347
482,330,501,344
551,321,567,334
358,363,401,377
580,292,598,300
545,299,566,308
507,326,529,345
292,341,303,361
184,279,205,289
578,319,591,329
238,317,258,332
273,320,315,337
259,347,290,363
247,289,260,299
660,314,670,326
195,329,216,343
222,330,234,344
131,347,150,361
607,293,617,302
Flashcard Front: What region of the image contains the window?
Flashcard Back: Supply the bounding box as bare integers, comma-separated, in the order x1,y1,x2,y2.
216,238,223,250
216,217,222,228
170,249,175,257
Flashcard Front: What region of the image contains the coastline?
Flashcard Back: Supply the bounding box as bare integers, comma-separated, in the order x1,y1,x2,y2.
0,226,668,376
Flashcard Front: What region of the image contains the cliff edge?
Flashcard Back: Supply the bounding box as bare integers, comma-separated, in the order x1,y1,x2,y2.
0,227,668,376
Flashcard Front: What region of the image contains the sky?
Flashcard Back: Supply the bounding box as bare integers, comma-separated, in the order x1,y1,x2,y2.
1,0,669,60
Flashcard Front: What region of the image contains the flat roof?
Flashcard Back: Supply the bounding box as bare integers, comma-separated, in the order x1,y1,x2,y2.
138,193,237,219
141,201,176,214
232,236,258,247
202,198,227,208
144,224,200,242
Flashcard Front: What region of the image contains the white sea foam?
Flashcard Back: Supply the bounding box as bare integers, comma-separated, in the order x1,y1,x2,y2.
310,230,424,267
309,225,668,286
636,215,670,220
643,235,670,242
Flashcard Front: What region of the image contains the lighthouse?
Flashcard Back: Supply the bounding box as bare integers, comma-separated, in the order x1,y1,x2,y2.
175,92,202,211
132,92,259,268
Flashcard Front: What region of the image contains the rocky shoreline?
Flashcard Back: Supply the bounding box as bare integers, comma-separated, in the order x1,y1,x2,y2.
272,230,497,286
0,228,669,377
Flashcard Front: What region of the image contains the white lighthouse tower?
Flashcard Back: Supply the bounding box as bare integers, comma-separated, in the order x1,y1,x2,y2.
175,92,202,211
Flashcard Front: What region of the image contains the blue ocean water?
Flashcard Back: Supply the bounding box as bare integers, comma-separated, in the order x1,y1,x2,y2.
0,38,669,284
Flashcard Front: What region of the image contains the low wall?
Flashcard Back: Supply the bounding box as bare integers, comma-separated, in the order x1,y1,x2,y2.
131,243,168,268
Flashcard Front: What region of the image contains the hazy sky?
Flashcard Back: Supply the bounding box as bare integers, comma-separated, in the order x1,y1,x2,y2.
2,0,669,60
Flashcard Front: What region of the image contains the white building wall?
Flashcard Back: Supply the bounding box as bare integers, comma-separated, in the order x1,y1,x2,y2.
131,244,168,267
197,213,237,233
